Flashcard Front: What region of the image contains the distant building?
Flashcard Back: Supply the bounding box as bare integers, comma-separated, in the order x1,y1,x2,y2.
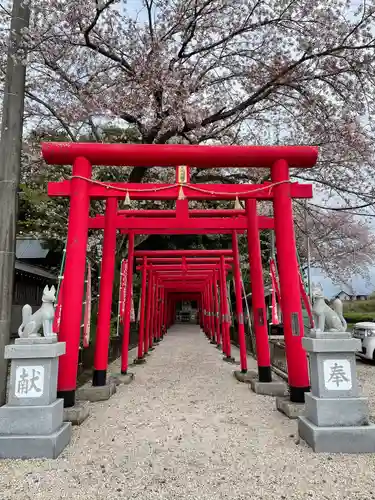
335,290,370,301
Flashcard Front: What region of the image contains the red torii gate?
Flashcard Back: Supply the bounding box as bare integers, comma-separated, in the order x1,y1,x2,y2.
136,259,235,364
87,208,273,385
44,142,318,407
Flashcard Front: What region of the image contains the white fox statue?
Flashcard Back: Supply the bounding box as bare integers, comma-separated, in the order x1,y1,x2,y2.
18,285,56,338
312,283,347,332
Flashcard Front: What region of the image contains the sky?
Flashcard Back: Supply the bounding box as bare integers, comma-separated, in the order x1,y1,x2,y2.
310,268,375,298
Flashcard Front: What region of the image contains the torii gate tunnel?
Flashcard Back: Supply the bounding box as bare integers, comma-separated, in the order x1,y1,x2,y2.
44,142,318,407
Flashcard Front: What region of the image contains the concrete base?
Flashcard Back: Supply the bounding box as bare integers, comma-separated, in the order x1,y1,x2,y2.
63,401,90,425
233,370,258,383
223,356,237,364
276,396,305,419
76,382,116,402
251,380,288,397
298,416,375,453
110,373,135,386
133,358,147,365
305,392,369,427
0,399,63,435
0,422,72,459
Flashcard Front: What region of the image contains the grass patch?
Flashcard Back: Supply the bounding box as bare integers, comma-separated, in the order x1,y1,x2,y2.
343,298,375,313
344,311,375,323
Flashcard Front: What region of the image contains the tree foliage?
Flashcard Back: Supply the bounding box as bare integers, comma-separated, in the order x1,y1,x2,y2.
1,0,375,282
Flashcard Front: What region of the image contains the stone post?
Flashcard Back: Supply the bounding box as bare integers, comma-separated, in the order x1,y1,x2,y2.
0,336,71,459
298,329,375,453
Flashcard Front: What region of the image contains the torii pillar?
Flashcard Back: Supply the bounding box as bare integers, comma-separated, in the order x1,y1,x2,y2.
272,160,310,403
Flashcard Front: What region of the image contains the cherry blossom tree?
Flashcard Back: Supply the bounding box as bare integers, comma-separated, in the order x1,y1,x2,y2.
2,0,375,279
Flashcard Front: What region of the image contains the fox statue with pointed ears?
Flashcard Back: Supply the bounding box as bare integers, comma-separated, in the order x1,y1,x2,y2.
312,283,347,332
18,285,56,338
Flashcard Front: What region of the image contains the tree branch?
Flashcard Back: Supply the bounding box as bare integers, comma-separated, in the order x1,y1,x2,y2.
192,40,375,129
144,0,155,42
80,0,134,75
25,91,76,141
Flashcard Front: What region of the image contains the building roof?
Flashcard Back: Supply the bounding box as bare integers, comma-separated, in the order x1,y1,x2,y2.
16,239,49,259
335,289,369,298
15,261,57,280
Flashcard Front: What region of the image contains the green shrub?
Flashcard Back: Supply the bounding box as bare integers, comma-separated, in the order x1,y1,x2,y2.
343,312,375,323
343,299,375,314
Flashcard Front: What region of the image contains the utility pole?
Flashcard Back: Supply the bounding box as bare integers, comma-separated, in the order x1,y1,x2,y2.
0,0,30,405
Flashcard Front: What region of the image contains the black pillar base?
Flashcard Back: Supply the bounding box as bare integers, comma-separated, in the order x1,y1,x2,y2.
57,390,75,408
121,369,128,375
223,355,236,364
216,344,222,349
210,340,216,345
258,366,272,383
289,385,310,403
149,346,155,351
241,369,247,374
92,369,107,387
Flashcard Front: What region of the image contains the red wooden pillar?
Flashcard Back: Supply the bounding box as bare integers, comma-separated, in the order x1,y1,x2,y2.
57,157,91,408
208,278,214,341
145,268,153,351
149,271,155,347
200,289,204,332
172,300,176,325
121,232,135,374
93,197,118,386
202,288,206,334
199,297,203,328
213,269,221,346
159,286,164,338
159,286,164,339
165,293,170,329
272,160,310,402
154,277,160,342
246,199,272,382
219,259,226,352
220,255,232,359
168,298,171,328
205,284,210,337
232,231,248,372
197,298,201,326
163,289,167,333
137,256,148,360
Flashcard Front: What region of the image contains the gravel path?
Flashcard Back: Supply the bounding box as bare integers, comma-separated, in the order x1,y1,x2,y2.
1,324,375,500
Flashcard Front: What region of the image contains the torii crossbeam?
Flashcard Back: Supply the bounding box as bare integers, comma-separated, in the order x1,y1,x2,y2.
43,142,317,408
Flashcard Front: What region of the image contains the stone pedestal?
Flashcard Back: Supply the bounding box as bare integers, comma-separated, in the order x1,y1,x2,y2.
251,379,288,397
0,336,71,459
298,330,375,453
64,401,90,426
76,381,117,402
110,372,135,386
233,370,258,383
133,358,147,365
276,396,305,419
